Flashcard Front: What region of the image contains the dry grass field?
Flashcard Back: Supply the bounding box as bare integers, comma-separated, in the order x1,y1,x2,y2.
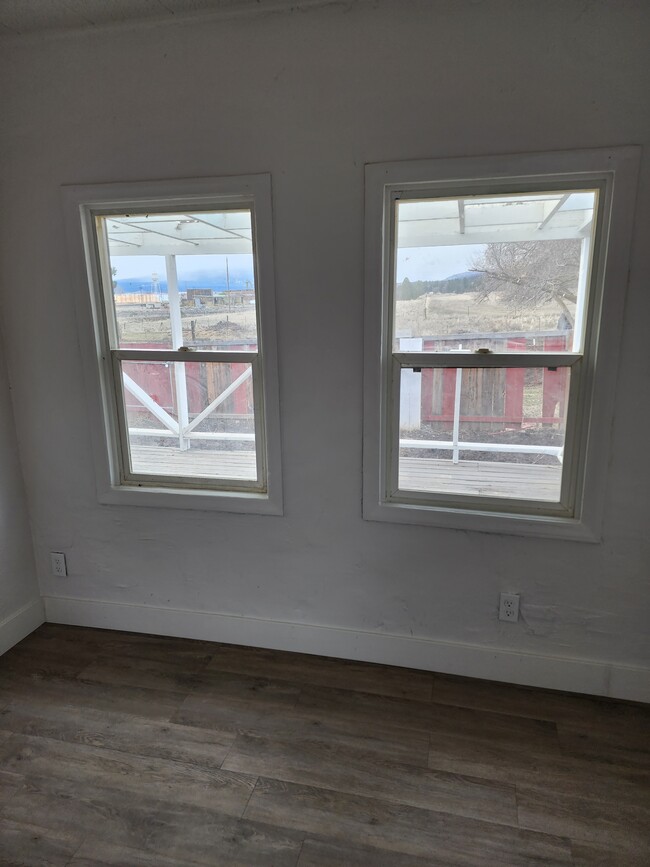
116,291,571,347
395,292,572,340
116,302,258,346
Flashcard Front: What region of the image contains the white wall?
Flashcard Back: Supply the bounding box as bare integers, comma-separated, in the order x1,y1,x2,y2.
0,329,43,653
1,0,648,698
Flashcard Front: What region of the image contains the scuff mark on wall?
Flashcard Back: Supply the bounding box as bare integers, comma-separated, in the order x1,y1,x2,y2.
520,602,623,639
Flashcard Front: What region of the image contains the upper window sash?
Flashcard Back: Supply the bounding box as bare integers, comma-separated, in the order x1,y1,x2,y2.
385,182,604,359
93,202,261,355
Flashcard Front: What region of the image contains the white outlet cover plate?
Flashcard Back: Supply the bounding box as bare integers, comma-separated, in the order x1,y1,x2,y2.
50,552,67,576
499,592,520,622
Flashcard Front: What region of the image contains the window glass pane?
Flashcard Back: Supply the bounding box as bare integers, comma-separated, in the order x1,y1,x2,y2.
119,360,258,485
100,210,258,351
394,190,597,352
398,365,571,502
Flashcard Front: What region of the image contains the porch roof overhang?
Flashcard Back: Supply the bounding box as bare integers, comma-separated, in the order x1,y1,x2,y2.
105,210,253,257
104,190,597,258
396,190,596,248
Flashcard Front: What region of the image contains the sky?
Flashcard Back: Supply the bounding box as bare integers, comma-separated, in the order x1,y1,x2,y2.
109,253,254,283
110,246,489,286
396,244,486,283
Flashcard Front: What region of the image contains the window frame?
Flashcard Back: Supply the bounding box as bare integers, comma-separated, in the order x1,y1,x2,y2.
63,175,283,514
363,148,640,540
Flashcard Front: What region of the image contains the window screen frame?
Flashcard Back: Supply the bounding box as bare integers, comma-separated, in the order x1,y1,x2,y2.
63,174,283,514
363,148,640,540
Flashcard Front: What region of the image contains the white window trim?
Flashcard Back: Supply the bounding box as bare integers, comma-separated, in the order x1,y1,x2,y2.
363,147,640,540
63,174,283,515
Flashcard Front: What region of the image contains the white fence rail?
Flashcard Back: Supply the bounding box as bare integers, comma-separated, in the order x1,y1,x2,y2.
400,439,563,460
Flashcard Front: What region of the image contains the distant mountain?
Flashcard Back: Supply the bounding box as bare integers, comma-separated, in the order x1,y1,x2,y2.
445,270,480,281
114,272,255,295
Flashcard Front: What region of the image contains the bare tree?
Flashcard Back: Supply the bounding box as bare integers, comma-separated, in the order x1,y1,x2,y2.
471,240,580,326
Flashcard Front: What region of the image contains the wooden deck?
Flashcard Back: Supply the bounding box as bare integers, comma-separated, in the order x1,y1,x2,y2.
399,456,562,501
130,444,561,500
130,445,258,480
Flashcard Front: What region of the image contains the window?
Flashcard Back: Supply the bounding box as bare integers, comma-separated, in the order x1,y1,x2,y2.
64,175,282,513
364,149,639,539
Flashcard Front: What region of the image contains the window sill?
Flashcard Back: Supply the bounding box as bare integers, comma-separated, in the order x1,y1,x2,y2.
362,497,600,542
98,483,283,515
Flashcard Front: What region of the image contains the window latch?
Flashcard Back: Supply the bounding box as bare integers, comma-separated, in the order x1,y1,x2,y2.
475,348,492,354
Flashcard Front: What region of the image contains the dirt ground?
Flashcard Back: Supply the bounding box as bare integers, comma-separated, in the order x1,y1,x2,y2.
116,302,258,345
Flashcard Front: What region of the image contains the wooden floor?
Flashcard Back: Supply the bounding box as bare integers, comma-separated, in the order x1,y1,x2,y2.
130,444,561,500
0,626,648,866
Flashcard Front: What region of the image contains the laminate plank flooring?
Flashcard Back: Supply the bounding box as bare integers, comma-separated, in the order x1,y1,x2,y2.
0,701,235,769
206,644,433,701
427,703,564,783
433,673,648,732
244,778,573,866
0,819,82,867
516,780,650,854
0,734,257,816
0,624,648,866
571,841,650,867
556,721,650,778
296,839,436,866
174,693,431,766
69,841,194,867
296,684,436,733
1,773,303,866
223,733,517,824
0,671,186,723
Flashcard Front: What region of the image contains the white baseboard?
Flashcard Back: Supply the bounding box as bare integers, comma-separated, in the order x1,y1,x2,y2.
42,595,649,704
0,598,45,656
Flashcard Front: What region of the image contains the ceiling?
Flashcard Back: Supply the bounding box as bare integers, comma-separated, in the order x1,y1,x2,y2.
0,0,344,37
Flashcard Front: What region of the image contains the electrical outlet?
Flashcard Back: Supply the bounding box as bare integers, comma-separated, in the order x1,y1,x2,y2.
499,592,519,622
50,552,67,577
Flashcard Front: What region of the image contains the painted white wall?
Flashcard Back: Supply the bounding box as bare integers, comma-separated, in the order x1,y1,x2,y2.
0,330,43,653
0,0,648,695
